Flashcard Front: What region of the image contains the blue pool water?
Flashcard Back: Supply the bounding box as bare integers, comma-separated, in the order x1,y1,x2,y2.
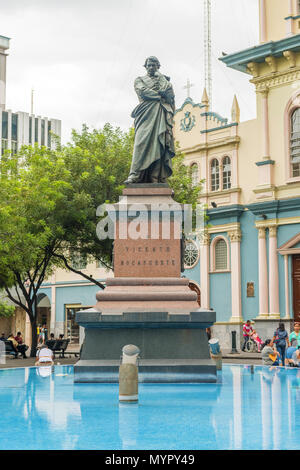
0,364,300,450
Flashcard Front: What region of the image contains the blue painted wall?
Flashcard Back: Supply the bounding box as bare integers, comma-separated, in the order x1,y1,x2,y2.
55,284,100,322
240,210,259,321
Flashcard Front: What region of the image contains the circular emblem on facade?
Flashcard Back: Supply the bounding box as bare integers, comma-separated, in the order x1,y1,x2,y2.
180,111,196,132
184,239,200,269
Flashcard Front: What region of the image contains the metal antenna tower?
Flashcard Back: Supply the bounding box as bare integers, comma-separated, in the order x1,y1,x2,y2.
204,0,212,109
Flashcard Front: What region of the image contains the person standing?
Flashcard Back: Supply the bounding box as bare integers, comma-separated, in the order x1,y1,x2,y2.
273,322,289,366
289,322,300,348
242,320,253,351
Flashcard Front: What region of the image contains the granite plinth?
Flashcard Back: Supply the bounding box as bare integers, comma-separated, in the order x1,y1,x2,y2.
74,307,217,383
74,185,217,383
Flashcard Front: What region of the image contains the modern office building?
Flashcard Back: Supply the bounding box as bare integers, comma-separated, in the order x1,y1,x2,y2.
0,33,61,343
0,34,61,156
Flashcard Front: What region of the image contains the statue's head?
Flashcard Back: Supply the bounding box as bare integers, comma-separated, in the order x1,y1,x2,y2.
144,56,160,76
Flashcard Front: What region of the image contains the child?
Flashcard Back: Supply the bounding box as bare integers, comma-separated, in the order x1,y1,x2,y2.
251,330,263,352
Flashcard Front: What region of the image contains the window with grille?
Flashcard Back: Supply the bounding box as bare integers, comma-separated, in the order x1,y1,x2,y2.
71,251,87,270
291,108,300,177
211,159,219,191
191,164,198,187
215,238,228,270
222,156,231,189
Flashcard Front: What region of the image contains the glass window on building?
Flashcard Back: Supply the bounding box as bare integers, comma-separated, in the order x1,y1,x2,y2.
11,113,18,141
29,117,32,144
41,119,45,146
71,251,87,270
65,305,82,344
215,238,228,271
48,121,51,148
35,118,39,143
290,108,300,177
222,156,231,189
211,158,219,191
11,141,18,155
11,113,18,154
1,138,8,156
2,111,8,140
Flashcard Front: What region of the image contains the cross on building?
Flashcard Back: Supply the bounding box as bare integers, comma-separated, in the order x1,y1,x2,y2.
183,78,194,98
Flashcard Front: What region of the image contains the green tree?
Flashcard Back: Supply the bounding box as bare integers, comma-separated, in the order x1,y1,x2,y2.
0,145,72,355
0,124,133,355
0,125,204,355
0,300,15,318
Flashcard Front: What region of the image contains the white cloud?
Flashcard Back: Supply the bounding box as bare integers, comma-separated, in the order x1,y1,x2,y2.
3,0,259,143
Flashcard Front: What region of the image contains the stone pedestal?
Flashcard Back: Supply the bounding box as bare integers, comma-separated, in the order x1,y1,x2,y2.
74,184,216,383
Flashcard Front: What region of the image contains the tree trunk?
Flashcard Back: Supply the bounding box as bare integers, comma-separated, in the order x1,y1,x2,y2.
30,319,38,358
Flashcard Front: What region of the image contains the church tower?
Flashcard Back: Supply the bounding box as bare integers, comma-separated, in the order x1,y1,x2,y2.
259,0,300,43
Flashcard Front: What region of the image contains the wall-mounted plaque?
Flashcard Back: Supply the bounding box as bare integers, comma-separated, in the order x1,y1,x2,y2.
247,282,255,297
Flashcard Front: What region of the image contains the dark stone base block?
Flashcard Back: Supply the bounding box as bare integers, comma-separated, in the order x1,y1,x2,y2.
75,307,217,383
74,359,217,383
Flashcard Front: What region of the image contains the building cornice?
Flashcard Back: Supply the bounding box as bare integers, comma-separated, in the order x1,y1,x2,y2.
219,34,300,74
179,136,240,155
251,67,300,91
207,204,244,221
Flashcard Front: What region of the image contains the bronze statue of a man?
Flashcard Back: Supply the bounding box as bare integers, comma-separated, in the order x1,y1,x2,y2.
125,56,175,184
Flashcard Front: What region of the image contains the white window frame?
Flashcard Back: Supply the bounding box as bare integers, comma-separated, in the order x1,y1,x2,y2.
210,235,230,272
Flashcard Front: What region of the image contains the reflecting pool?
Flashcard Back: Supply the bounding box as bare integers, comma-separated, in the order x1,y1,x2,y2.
0,364,300,450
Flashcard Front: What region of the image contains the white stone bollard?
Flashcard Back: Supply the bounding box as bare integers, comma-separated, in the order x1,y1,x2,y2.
119,344,140,404
208,338,222,370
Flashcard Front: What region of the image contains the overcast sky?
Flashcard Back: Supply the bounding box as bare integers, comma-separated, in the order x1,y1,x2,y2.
2,0,259,143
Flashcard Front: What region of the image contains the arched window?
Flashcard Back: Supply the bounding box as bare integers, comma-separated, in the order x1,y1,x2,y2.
290,108,300,178
222,156,231,190
215,238,228,270
211,159,219,191
191,163,198,187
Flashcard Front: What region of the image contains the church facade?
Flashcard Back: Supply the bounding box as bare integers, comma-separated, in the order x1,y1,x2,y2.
174,0,300,347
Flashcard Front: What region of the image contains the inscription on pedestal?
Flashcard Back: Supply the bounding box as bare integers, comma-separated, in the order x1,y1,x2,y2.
114,239,181,277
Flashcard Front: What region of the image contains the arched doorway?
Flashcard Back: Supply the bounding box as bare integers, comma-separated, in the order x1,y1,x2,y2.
188,281,201,306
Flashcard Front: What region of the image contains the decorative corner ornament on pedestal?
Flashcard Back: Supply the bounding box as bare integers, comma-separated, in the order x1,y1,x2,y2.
180,111,196,132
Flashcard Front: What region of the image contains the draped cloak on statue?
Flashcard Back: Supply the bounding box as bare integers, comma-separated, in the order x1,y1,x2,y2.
128,71,175,183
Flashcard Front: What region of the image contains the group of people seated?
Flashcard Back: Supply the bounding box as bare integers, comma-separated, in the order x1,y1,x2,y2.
0,330,65,362
0,331,29,358
260,322,300,367
242,320,300,367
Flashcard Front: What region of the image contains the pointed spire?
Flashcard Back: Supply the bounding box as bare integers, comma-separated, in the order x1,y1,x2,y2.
201,87,209,106
231,94,240,123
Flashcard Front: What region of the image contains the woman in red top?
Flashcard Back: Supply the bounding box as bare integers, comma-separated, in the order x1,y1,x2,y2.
242,320,253,351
